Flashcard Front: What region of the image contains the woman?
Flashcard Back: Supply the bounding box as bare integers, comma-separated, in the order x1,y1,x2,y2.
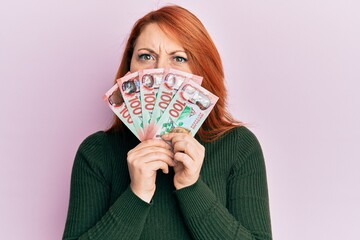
63,5,272,240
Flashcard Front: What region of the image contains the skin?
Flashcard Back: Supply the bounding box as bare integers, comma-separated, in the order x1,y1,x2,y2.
127,23,205,203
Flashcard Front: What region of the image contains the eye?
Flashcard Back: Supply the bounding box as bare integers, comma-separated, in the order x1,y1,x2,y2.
138,54,153,61
173,56,188,63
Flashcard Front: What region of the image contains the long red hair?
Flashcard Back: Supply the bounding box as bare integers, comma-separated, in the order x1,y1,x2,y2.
109,5,241,142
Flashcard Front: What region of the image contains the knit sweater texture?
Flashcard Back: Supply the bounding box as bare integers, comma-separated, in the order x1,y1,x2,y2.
63,126,272,240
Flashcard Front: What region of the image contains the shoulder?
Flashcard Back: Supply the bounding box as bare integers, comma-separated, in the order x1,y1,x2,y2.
78,130,131,151
76,129,138,164
76,131,111,157
75,131,110,167
217,126,262,150
202,126,263,165
71,130,137,186
221,126,265,172
79,131,108,148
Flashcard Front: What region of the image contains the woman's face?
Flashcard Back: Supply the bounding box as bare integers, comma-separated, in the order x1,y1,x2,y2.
130,23,192,73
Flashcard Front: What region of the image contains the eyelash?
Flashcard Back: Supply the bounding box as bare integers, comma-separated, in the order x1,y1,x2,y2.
137,54,188,63
173,56,188,63
138,54,152,61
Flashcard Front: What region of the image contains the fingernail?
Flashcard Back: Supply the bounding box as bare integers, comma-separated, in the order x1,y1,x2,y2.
161,134,168,139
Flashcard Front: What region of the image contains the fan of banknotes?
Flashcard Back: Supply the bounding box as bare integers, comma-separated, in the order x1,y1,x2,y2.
103,68,219,141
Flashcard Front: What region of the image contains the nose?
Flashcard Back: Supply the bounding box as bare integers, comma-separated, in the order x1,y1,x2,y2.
155,57,169,69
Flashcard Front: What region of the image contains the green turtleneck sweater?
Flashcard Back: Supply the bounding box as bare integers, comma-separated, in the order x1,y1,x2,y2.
63,126,272,240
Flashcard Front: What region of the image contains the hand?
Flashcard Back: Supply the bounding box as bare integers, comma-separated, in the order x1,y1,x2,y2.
161,133,205,190
127,139,175,203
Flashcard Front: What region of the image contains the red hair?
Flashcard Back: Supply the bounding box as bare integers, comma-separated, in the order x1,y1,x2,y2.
109,5,241,142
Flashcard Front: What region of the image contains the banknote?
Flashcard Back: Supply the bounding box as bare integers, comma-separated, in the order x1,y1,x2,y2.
103,84,142,140
116,72,144,140
147,68,203,138
153,78,218,138
139,68,164,139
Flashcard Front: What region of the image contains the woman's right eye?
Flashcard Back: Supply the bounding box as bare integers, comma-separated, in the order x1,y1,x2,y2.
138,54,153,61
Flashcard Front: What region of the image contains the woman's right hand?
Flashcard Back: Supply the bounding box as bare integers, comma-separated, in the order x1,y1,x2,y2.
127,139,175,203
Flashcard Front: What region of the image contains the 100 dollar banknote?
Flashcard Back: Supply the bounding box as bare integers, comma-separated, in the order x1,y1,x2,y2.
116,72,144,140
153,79,218,138
103,84,142,140
147,68,203,139
139,68,164,139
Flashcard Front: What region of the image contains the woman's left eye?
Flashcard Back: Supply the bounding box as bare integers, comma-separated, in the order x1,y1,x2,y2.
173,56,187,63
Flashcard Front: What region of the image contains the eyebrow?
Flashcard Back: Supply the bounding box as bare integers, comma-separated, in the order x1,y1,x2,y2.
167,50,187,55
138,48,158,54
137,48,187,55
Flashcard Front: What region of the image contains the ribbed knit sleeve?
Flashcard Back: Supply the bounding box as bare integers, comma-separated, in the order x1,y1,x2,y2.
62,132,152,240
174,127,272,240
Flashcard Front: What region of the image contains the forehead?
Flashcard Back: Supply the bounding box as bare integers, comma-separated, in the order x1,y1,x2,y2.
135,23,185,50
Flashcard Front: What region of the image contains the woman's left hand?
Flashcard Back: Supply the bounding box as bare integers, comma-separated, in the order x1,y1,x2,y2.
161,133,205,190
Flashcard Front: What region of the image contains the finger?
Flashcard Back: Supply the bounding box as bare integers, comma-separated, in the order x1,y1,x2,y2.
140,139,173,150
162,133,190,150
173,152,195,171
130,151,175,167
172,137,204,161
166,133,198,147
161,132,185,142
172,140,187,153
128,140,173,158
147,161,169,174
129,139,172,154
131,146,174,160
143,152,176,167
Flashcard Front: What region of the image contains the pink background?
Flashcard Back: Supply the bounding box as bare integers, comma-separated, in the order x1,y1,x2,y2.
1,0,359,239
